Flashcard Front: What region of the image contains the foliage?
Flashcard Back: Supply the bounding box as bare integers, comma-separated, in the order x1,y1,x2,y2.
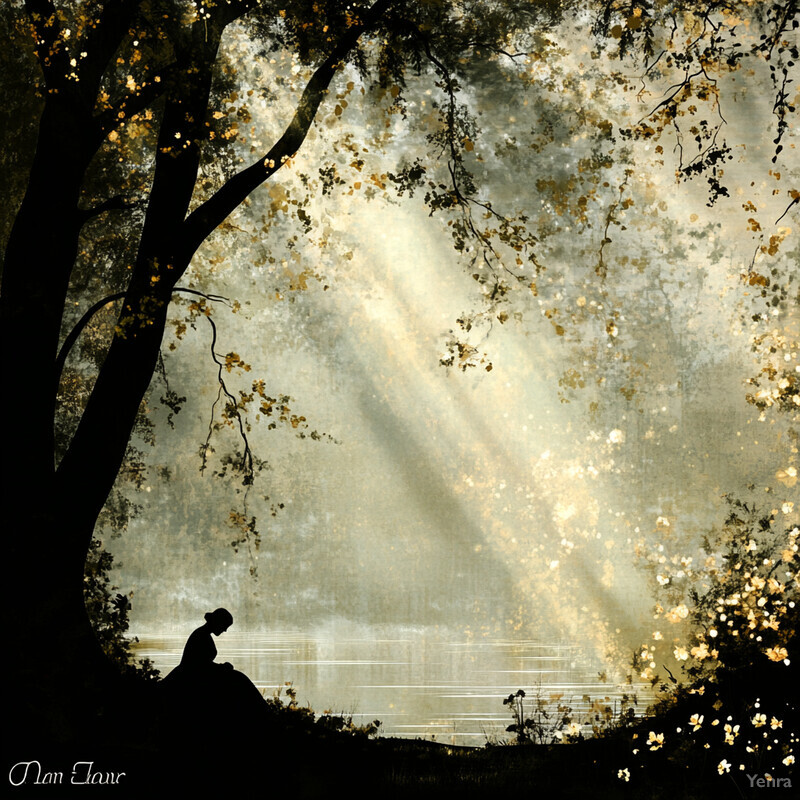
595,0,797,185
676,497,797,681
503,687,579,745
83,538,160,679
614,493,798,786
2,0,793,529
262,682,382,740
634,493,798,688
501,683,640,745
496,490,797,788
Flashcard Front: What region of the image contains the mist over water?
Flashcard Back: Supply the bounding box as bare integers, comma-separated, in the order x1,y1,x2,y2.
133,625,654,745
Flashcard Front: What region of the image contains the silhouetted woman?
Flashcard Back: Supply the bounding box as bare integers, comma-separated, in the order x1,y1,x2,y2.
178,607,234,676
160,608,268,740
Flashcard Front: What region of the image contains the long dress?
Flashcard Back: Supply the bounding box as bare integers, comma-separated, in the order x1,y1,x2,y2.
159,625,270,744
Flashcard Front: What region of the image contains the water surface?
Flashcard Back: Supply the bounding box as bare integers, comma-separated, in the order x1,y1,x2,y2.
133,626,651,745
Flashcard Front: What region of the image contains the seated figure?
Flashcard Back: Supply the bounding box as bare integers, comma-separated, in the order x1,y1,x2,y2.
160,608,269,743
175,607,234,676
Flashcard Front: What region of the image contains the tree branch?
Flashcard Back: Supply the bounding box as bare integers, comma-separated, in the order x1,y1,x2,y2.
181,0,395,255
758,0,798,61
55,287,231,394
80,0,146,90
51,7,258,512
422,40,530,287
25,0,66,87
55,292,125,393
78,194,141,223
198,311,254,484
774,195,798,225
125,18,228,274
26,0,143,112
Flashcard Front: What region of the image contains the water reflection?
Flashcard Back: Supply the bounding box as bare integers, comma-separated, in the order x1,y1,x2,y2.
133,625,652,745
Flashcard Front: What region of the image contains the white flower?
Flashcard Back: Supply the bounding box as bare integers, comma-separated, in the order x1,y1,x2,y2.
691,642,710,660
724,723,740,745
565,721,582,737
765,646,789,663
665,604,689,623
647,731,664,751
617,768,630,782
718,759,731,774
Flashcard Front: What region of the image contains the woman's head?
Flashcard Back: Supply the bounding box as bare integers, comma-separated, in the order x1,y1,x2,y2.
204,607,233,635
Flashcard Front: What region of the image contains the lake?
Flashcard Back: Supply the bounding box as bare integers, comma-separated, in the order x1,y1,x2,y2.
132,624,653,745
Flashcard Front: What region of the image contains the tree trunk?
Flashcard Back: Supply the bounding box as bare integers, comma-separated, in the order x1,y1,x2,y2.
7,516,117,744
1,97,128,744
2,0,388,749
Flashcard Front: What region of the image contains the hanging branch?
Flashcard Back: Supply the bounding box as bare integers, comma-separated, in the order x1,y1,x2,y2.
595,170,632,280
55,287,232,392
774,195,798,225
421,39,535,288
197,307,254,485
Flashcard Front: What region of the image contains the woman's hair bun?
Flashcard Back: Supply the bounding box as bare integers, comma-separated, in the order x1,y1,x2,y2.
204,608,233,625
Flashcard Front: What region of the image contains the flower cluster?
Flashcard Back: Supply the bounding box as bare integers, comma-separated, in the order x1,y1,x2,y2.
616,495,797,785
